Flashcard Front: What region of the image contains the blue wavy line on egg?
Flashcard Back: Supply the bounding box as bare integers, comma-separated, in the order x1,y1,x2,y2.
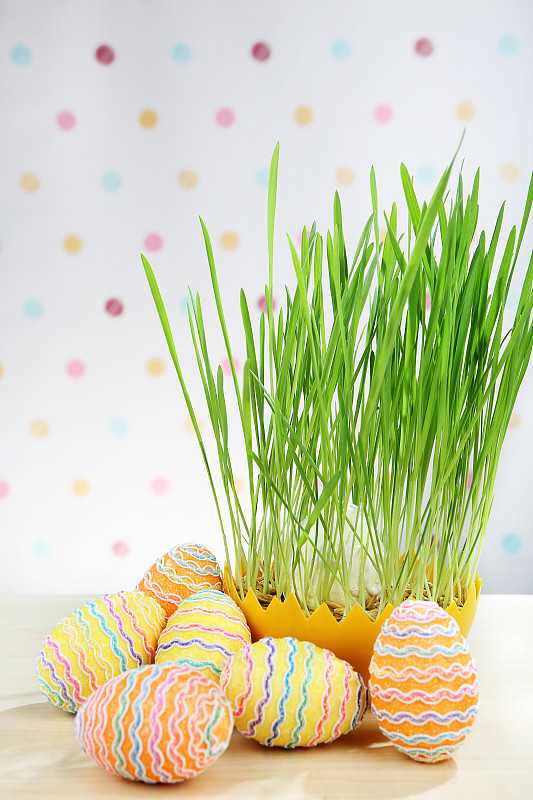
288,641,315,748
111,669,141,778
157,638,233,658
157,656,222,675
394,741,461,759
87,601,128,672
128,667,161,780
249,638,276,737
374,640,468,658
106,597,143,666
385,726,472,746
266,637,298,746
382,622,459,638
374,705,478,726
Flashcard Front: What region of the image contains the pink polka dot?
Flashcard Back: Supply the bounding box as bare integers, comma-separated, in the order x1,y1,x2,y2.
66,359,85,378
105,298,124,316
151,477,170,495
415,38,434,57
112,540,130,557
425,289,431,311
56,110,76,130
221,356,241,375
374,104,393,124
215,107,235,127
95,45,115,65
467,470,473,490
257,294,277,313
251,42,271,61
0,481,9,499
144,233,163,252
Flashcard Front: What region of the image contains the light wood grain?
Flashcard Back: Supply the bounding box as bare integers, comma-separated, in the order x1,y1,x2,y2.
0,594,532,799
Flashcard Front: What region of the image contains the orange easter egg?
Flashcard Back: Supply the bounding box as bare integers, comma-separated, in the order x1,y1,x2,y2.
136,543,222,616
369,599,479,763
75,663,233,783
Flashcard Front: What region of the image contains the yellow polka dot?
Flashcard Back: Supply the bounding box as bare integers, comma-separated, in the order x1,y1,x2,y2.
185,416,204,434
500,162,520,182
63,235,83,254
509,410,521,429
30,420,49,438
20,173,40,192
456,102,476,122
139,109,158,128
72,479,90,496
0,364,3,378
220,231,239,250
379,227,387,244
147,357,165,376
178,170,198,189
294,106,313,126
335,167,355,186
234,476,245,494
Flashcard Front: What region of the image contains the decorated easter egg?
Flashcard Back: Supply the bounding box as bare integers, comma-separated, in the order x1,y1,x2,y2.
369,599,479,763
136,543,223,616
220,636,368,748
75,663,233,783
155,589,251,682
37,591,166,713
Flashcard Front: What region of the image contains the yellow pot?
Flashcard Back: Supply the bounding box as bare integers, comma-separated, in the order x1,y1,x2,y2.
222,566,482,683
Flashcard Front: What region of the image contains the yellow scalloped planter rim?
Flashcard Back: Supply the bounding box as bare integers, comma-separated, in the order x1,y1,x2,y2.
223,566,482,682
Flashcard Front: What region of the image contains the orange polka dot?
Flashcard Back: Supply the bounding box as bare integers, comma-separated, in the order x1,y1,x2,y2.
30,420,49,437
72,479,90,496
178,170,198,189
0,364,3,378
500,162,520,182
234,476,245,493
20,173,40,192
456,102,476,122
139,109,158,128
146,358,165,376
294,106,313,125
220,231,239,250
335,167,355,186
63,235,83,254
379,227,387,244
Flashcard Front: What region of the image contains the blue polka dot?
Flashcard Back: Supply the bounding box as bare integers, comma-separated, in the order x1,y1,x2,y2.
24,299,43,319
255,168,269,188
11,44,32,66
180,296,192,315
331,40,351,60
506,288,519,311
172,42,192,63
502,533,522,554
499,35,518,55
32,540,52,560
102,172,121,191
417,165,437,184
110,418,129,436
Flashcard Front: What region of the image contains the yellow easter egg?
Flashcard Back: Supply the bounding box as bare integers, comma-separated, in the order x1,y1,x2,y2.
369,599,479,763
76,663,233,783
37,591,166,713
155,589,251,682
136,542,222,616
220,636,368,748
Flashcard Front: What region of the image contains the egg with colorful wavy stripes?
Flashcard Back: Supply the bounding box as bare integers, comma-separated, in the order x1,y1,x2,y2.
220,636,368,748
155,589,251,683
369,599,479,763
37,591,166,713
136,543,223,616
75,663,233,783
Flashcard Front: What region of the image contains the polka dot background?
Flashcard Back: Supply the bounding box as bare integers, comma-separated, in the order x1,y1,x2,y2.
0,0,532,594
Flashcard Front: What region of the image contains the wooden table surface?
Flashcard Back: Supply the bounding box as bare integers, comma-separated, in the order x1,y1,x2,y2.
0,594,532,799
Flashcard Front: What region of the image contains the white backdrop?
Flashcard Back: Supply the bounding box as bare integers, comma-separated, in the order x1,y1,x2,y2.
1,0,532,594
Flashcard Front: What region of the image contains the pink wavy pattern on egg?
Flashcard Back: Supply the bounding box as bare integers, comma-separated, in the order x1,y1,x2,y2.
308,648,335,747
